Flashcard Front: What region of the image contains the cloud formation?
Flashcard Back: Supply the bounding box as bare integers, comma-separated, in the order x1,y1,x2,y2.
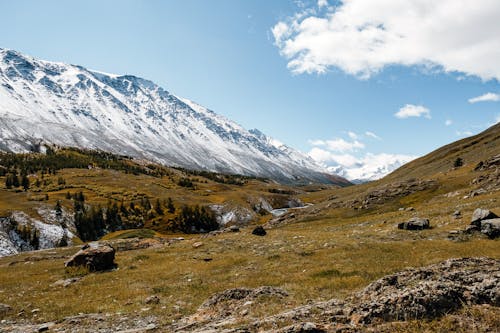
308,131,415,181
395,104,431,119
310,137,364,152
468,92,500,104
272,0,500,80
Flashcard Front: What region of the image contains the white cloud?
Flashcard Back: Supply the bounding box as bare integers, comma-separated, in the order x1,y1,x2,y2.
308,148,416,181
347,131,358,139
272,0,500,80
365,131,381,140
317,0,328,8
445,119,453,126
395,104,431,119
456,130,474,137
310,137,364,152
468,92,500,103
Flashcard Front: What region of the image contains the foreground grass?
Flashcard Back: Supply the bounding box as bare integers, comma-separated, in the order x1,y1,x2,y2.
0,215,498,326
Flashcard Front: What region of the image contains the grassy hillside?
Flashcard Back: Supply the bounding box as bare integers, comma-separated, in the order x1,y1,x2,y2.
0,124,499,331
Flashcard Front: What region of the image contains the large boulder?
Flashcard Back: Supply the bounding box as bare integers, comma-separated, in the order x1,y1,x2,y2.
398,217,430,230
480,219,500,238
65,243,116,271
470,208,498,226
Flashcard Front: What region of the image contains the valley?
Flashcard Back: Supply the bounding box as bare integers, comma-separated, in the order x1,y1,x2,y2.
0,122,499,332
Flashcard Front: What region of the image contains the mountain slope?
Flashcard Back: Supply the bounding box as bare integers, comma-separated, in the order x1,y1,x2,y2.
384,121,500,182
0,48,343,184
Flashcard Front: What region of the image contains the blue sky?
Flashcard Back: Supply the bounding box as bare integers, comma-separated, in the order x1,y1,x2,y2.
1,0,500,176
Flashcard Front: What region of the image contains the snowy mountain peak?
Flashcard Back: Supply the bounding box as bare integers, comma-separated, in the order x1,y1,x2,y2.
0,48,342,184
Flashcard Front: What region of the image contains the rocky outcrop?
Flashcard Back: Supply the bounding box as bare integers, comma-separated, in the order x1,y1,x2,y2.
172,286,288,331
397,217,430,230
350,257,500,324
328,179,438,210
65,243,116,271
171,258,500,332
0,208,75,257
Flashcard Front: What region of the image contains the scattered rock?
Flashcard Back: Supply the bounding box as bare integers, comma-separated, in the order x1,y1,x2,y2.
192,242,204,248
452,210,461,219
65,243,116,271
329,179,438,210
471,208,498,226
351,257,500,324
277,322,326,332
37,322,55,332
144,295,160,305
229,225,240,232
0,303,12,316
480,218,500,238
169,258,499,332
252,226,267,236
397,217,430,230
51,277,81,287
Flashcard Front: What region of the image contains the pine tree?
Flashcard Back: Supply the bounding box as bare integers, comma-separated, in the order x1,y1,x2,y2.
55,200,63,217
155,198,164,215
21,174,30,191
167,197,175,213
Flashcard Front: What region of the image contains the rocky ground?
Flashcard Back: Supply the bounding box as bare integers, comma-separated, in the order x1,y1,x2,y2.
2,257,497,332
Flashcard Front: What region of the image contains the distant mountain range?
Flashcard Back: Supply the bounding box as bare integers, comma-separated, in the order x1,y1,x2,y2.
0,48,352,185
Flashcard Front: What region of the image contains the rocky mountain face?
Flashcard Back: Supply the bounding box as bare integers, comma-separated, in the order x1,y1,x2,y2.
0,48,342,184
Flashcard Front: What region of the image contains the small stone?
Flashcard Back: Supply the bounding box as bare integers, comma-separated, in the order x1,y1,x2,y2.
192,242,204,248
229,225,240,232
0,303,12,316
397,217,430,230
145,295,160,305
252,226,267,236
38,322,55,332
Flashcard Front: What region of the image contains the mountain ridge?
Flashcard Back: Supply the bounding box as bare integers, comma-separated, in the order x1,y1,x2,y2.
0,48,347,185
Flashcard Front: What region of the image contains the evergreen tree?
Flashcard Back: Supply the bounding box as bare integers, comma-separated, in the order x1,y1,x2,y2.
155,198,164,215
21,174,30,191
167,197,175,213
55,200,63,217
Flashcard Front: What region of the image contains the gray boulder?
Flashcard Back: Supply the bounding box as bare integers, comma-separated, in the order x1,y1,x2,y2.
480,218,500,238
471,208,498,226
398,217,430,230
65,243,116,271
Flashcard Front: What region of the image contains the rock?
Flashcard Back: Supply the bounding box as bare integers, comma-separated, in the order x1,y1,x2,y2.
278,322,326,332
252,226,267,236
200,286,288,309
51,277,81,287
397,217,430,230
480,218,500,238
144,295,160,305
351,257,500,324
0,303,12,316
192,242,204,248
452,210,461,218
37,322,55,332
471,208,498,226
464,224,480,234
65,243,116,271
229,225,240,232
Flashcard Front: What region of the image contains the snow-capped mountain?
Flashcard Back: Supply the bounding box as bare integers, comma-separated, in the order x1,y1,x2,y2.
325,153,416,183
0,48,341,184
